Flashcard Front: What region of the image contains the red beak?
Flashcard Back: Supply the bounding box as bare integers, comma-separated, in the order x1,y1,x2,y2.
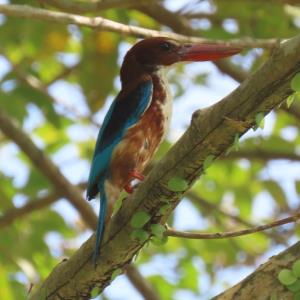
179,44,242,61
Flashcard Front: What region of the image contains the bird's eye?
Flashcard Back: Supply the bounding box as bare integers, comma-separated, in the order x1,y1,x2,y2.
160,42,171,51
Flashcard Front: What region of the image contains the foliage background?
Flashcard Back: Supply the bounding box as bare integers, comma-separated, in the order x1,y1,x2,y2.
0,0,300,299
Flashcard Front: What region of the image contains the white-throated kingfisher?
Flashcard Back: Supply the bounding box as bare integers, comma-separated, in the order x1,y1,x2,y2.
87,37,241,265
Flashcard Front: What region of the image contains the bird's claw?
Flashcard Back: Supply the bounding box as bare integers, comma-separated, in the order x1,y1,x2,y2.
128,169,145,181
124,183,134,194
124,169,145,194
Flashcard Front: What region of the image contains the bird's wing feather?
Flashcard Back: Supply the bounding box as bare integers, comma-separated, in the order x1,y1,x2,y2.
87,79,153,199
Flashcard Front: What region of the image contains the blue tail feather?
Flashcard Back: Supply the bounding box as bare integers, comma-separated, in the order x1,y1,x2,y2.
93,181,107,266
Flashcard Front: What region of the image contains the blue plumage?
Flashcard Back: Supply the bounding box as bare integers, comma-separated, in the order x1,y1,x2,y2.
87,79,153,264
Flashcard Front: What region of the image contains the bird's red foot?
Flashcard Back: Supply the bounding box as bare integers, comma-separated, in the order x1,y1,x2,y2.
124,183,134,194
124,170,145,194
129,169,145,181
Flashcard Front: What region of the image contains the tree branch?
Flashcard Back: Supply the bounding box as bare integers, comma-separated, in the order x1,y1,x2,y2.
25,33,300,299
0,191,60,229
212,241,300,300
0,110,97,230
166,212,300,239
0,4,279,48
186,191,288,244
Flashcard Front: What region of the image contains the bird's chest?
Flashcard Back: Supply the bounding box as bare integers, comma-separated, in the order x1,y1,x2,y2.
110,73,171,185
129,73,171,155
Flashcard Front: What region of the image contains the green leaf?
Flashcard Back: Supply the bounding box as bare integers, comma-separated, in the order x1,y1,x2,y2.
203,154,215,170
90,286,101,298
233,134,240,151
150,224,166,238
278,269,297,286
287,279,300,292
111,268,122,281
293,260,300,278
263,180,288,210
151,236,168,246
167,177,188,192
255,112,265,129
291,73,300,92
294,291,300,300
295,181,300,196
130,211,151,228
112,191,127,214
287,94,295,108
159,204,170,215
130,229,149,243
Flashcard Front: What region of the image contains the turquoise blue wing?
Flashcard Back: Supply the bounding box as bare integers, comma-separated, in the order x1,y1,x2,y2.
87,79,153,200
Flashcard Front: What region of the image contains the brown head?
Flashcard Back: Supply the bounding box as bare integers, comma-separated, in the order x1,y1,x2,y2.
120,37,241,86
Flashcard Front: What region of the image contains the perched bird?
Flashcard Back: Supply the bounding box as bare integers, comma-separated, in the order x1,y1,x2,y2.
87,37,241,264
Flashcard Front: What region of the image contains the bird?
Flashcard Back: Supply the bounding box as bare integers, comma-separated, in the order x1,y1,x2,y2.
87,37,241,265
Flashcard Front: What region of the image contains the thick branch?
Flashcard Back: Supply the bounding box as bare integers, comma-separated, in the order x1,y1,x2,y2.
212,241,300,300
27,34,300,300
0,4,279,48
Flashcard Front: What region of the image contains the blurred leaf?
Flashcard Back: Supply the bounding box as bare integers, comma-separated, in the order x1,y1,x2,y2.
130,229,149,243
291,73,300,92
263,180,288,210
167,177,188,192
130,211,151,228
278,268,297,286
178,259,199,293
148,275,174,299
21,168,50,196
150,224,166,238
78,31,120,112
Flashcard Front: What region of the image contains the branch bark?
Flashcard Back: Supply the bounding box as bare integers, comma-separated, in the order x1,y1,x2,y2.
212,241,300,300
0,4,279,48
23,34,300,299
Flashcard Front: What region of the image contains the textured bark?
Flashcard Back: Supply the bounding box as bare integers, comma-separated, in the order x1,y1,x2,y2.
25,34,300,300
212,241,300,300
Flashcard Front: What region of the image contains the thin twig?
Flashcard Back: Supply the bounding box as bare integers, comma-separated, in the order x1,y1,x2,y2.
186,191,288,244
166,213,300,239
0,4,280,48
